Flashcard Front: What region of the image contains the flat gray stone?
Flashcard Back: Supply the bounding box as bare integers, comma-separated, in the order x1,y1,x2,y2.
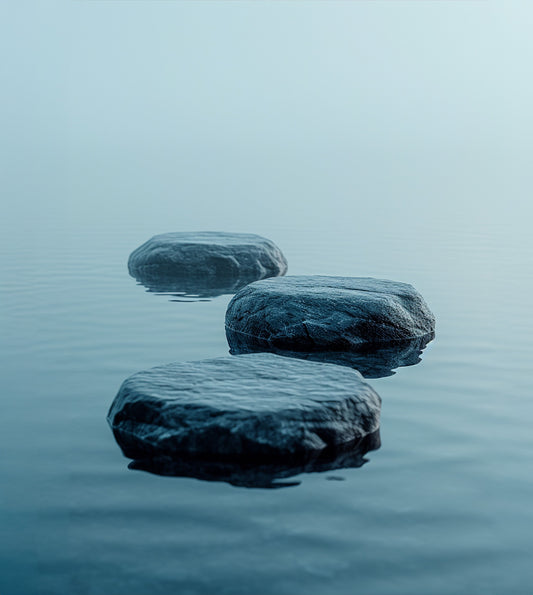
128,232,288,297
108,353,381,461
225,276,435,350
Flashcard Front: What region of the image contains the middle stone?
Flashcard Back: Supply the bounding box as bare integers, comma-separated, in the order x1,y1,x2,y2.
225,275,435,351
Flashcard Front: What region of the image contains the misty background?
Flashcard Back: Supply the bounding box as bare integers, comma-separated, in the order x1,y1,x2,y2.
1,1,532,240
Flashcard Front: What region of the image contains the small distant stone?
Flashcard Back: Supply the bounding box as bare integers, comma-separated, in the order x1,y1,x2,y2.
107,354,381,461
128,232,288,296
225,276,435,351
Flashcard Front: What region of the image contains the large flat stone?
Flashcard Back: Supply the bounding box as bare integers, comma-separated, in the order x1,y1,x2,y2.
108,353,381,461
225,276,435,350
128,232,288,297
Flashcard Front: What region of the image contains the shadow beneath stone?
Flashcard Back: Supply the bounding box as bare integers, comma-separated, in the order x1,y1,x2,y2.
125,431,381,489
226,329,435,379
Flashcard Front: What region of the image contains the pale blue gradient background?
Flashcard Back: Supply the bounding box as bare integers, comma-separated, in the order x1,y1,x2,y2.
2,1,532,234
1,2,533,594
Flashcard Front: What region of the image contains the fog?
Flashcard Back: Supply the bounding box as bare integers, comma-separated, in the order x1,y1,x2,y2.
2,1,532,238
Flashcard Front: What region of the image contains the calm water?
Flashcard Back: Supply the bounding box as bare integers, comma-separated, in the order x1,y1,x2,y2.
3,2,533,593
1,217,532,595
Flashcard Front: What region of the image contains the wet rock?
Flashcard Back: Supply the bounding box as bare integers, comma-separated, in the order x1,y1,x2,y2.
127,431,381,489
225,276,435,351
226,329,435,379
108,354,381,461
128,232,288,297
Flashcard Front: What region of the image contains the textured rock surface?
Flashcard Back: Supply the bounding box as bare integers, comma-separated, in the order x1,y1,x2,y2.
227,329,435,379
128,232,287,297
225,276,435,350
108,354,381,461
128,431,381,489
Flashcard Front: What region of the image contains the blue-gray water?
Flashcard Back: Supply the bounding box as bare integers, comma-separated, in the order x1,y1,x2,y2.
2,2,533,594
2,220,532,595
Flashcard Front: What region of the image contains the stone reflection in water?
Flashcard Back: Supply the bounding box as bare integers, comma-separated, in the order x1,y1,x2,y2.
126,431,381,489
226,329,435,379
131,270,272,299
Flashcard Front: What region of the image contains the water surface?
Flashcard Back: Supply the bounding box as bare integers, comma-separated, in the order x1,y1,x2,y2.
2,219,532,595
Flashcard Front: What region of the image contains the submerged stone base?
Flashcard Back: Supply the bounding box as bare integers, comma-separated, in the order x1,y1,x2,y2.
226,328,434,379
128,431,381,489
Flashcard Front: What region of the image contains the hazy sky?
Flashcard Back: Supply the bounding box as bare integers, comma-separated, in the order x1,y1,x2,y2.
2,1,532,236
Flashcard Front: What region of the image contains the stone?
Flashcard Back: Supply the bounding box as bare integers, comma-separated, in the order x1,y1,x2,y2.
107,353,381,461
127,431,381,489
128,231,288,297
225,276,435,351
226,329,434,379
